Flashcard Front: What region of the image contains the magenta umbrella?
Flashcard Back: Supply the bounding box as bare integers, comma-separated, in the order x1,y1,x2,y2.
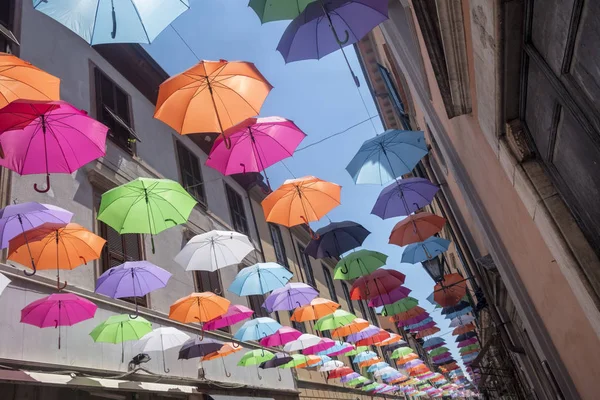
368,286,412,307
411,321,437,331
398,312,430,327
303,338,336,355
206,117,306,190
204,304,254,331
458,338,479,348
20,293,97,349
260,326,302,347
0,100,108,193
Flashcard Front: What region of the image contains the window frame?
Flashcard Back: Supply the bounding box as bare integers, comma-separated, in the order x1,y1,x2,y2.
322,263,338,302
296,243,316,287
0,0,17,52
357,298,369,321
175,140,207,207
341,283,355,314
225,184,250,235
269,223,288,268
289,310,306,333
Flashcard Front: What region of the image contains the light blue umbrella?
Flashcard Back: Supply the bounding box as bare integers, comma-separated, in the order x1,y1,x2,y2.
233,317,282,342
313,355,332,367
352,350,378,364
32,0,190,45
423,337,445,348
345,130,427,185
445,307,473,320
401,237,451,264
406,317,434,330
367,362,389,373
229,263,293,296
317,341,351,356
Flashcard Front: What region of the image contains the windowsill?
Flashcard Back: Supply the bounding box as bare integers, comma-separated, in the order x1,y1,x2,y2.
108,137,135,156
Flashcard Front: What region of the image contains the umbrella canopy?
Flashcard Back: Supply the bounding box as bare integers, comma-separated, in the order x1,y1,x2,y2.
434,274,468,307
396,353,419,365
138,327,190,352
175,230,255,272
359,358,382,368
368,286,412,307
376,333,404,347
424,337,445,349
204,305,254,331
351,269,406,300
259,352,293,369
398,312,430,327
367,362,390,373
98,178,196,253
345,345,369,357
381,297,419,316
329,367,355,379
277,0,389,63
0,202,72,250
260,326,302,347
229,262,293,296
356,330,390,346
234,317,282,342
389,212,446,247
262,176,341,228
390,306,426,322
238,349,275,366
283,333,321,352
90,314,152,362
347,325,380,343
202,342,243,361
291,298,340,322
0,100,108,193
441,301,471,315
331,318,369,338
453,323,476,335
416,327,441,338
280,354,320,368
178,338,223,360
334,249,388,280
314,310,356,331
320,360,344,372
305,221,371,259
33,0,189,45
401,237,451,264
263,282,319,312
372,177,439,218
155,60,272,139
405,317,434,330
0,273,9,296
458,338,479,348
249,0,315,23
429,347,450,357
445,307,473,320
391,347,414,359
317,341,353,357
303,338,336,355
0,53,60,109
169,292,230,324
346,130,427,185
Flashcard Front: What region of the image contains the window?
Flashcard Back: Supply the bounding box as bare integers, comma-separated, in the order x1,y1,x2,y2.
322,264,338,302
94,68,135,153
297,244,316,287
0,0,17,52
225,184,249,235
341,283,355,314
358,299,369,321
349,356,360,373
176,141,206,206
368,307,379,327
289,311,306,333
248,294,269,319
269,223,288,268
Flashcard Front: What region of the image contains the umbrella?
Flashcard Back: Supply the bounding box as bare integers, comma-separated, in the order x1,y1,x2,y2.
403,360,424,369
412,321,437,332
401,237,451,264
260,326,302,347
229,262,293,296
260,352,293,369
21,293,97,349
0,273,9,296
416,327,440,338
178,337,223,360
261,176,341,232
291,297,340,322
381,297,419,316
434,274,468,307
280,354,320,369
398,313,430,327
169,293,230,333
263,282,318,312
95,261,171,316
376,333,404,347
441,301,471,315
320,360,344,372
350,269,406,300
372,177,439,218
97,178,197,253
0,53,60,109
340,372,359,382
445,307,473,320
367,362,389,373
155,60,272,145
345,345,369,357
347,325,380,343
249,0,315,23
346,130,427,185
202,342,243,378
396,353,419,365
33,0,189,45
368,286,412,307
239,349,274,366
89,314,152,362
453,323,476,335
0,203,72,250
391,347,414,359
329,367,355,379
175,230,255,272
333,249,387,280
8,222,105,289
0,100,108,193
234,317,282,342
389,212,447,247
305,221,371,259
347,376,369,386
356,329,390,346
314,310,356,331
458,338,479,348
429,347,450,357
206,117,306,189
317,341,353,357
303,338,336,355
390,306,426,322
138,327,190,373
406,317,434,330
331,318,369,338
424,337,445,349
204,305,254,331
283,333,321,352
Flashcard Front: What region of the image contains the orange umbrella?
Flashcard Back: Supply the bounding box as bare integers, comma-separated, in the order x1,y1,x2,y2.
331,318,369,338
434,273,468,307
359,357,382,368
296,355,322,368
8,222,105,290
154,60,272,145
261,176,341,231
461,349,480,356
416,327,441,339
391,376,409,384
202,342,242,378
169,292,230,331
396,353,419,365
356,329,390,346
453,323,476,335
389,306,426,322
375,333,403,347
0,53,60,109
291,298,340,322
388,212,446,246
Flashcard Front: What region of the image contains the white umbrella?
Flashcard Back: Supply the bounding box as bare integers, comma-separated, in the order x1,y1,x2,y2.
283,334,321,352
319,360,344,372
449,315,474,328
0,273,10,296
174,230,255,272
138,327,190,373
374,366,399,377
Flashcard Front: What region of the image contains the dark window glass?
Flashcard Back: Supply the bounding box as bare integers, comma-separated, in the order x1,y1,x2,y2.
297,244,316,287
248,294,269,319
194,270,227,332
368,307,379,327
0,1,11,27
269,223,288,268
341,283,355,314
358,298,369,321
225,184,249,235
322,264,338,302
176,141,206,206
289,311,306,333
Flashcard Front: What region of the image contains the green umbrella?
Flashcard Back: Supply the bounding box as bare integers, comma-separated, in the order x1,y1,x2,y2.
314,310,356,331
248,0,315,23
391,347,414,359
90,314,152,362
429,347,449,357
279,354,313,369
347,376,368,386
362,383,378,391
345,346,369,356
459,344,480,354
97,178,197,253
334,250,388,280
381,297,419,316
238,349,275,380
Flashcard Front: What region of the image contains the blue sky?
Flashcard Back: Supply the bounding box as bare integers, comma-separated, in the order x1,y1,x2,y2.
146,0,462,369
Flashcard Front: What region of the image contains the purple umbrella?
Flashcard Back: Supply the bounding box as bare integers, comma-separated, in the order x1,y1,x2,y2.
410,321,437,332
178,338,222,360
368,286,412,307
397,312,430,327
346,325,379,343
432,352,452,361
263,282,318,312
403,360,424,369
458,338,478,348
371,177,439,219
204,305,253,331
340,372,361,383
95,261,171,316
260,352,293,369
434,356,454,365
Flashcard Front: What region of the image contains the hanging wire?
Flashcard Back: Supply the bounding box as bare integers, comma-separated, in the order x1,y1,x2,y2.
295,116,378,152
171,24,201,61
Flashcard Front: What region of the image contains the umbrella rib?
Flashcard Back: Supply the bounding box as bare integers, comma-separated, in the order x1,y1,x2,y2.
45,123,75,173
16,121,44,175
0,75,54,100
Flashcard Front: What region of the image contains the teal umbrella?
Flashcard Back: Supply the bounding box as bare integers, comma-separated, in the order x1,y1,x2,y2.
249,0,315,23
334,249,388,280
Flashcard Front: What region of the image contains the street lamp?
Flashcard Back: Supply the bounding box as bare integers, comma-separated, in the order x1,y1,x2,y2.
421,256,445,282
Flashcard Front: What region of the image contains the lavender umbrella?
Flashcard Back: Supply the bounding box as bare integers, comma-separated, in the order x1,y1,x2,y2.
368,286,412,307
346,325,379,343
95,261,171,317
340,372,361,383
371,177,439,219
263,282,318,312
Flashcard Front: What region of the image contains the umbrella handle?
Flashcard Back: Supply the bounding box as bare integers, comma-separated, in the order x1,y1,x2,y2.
223,135,232,150
111,0,117,39
333,28,350,45
34,174,51,193
23,264,37,276
339,262,349,275
300,216,320,240
56,278,67,291
232,342,240,349
129,298,139,319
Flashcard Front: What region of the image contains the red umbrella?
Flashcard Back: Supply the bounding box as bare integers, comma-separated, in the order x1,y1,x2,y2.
388,212,446,246
433,273,468,307
327,366,354,379
350,269,406,300
355,329,390,346
453,323,476,335
389,306,426,323
416,327,440,339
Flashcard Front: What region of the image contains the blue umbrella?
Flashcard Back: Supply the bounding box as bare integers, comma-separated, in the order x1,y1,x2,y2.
305,221,370,259
367,362,389,373
313,355,332,366
371,177,439,218
317,341,351,356
352,350,378,364
423,337,445,348
401,237,451,264
233,317,282,342
228,263,293,296
445,307,473,320
33,0,190,45
346,130,428,185
406,317,434,330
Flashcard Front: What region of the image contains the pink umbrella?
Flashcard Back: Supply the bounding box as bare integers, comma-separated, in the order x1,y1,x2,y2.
412,321,437,331
204,304,253,331
326,343,354,357
260,326,302,347
398,312,430,327
303,338,336,355
368,286,412,307
458,338,478,348
20,293,97,349
432,352,452,361
0,100,108,193
206,117,306,189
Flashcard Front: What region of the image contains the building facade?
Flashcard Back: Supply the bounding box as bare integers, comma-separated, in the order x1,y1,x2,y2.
355,1,600,399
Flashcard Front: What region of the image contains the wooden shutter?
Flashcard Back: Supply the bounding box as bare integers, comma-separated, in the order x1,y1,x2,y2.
95,68,134,153
269,224,288,268
194,271,222,294
297,245,316,287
